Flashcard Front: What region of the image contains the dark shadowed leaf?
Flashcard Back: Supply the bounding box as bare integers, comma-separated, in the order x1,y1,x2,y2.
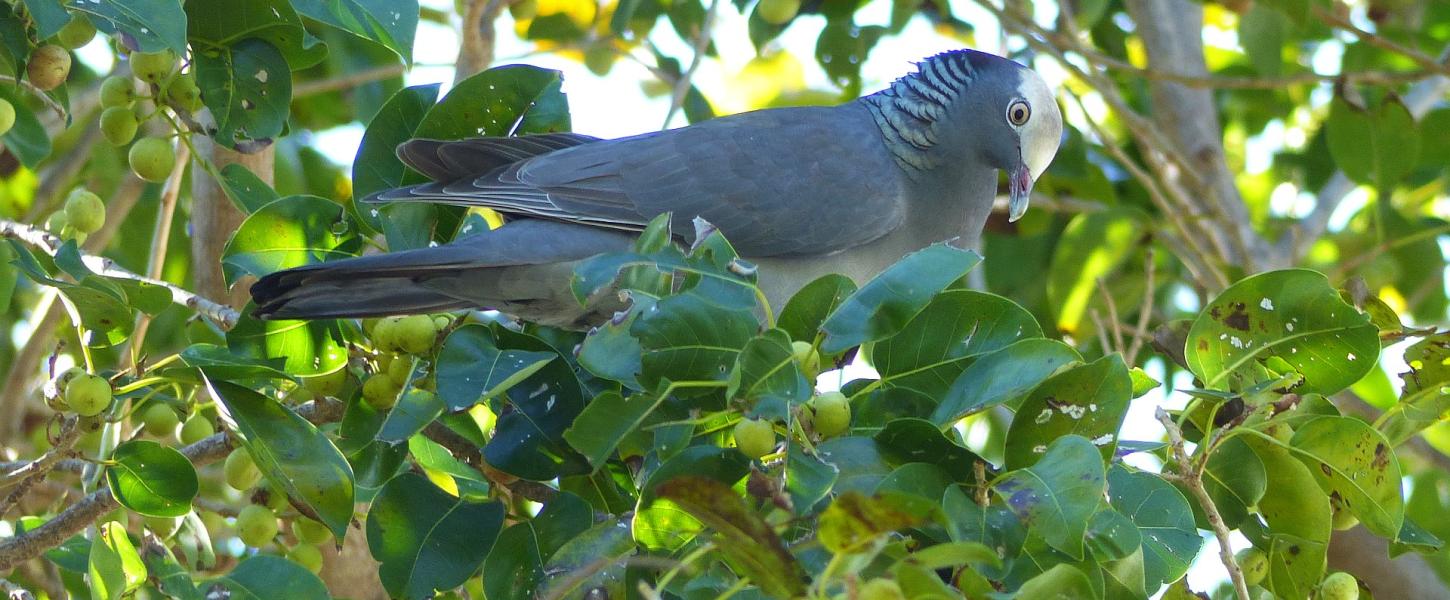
367,472,505,599
203,378,354,540
71,0,186,54
186,0,326,69
874,418,981,481
436,324,556,411
482,493,593,600
193,38,293,148
202,555,328,600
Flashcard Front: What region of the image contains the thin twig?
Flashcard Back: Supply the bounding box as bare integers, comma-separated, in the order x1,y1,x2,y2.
0,75,67,120
293,64,408,98
0,399,342,571
1156,408,1250,600
0,219,240,330
1314,7,1450,78
1088,309,1114,357
131,142,192,357
1081,49,1443,89
0,417,86,519
1125,249,1156,364
663,0,721,129
1096,277,1125,354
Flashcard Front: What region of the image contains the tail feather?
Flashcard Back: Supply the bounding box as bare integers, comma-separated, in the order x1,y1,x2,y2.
249,219,633,320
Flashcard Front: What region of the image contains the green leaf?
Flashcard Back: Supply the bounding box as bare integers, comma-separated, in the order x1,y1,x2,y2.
1242,435,1331,599
218,164,281,214
874,418,981,481
1084,507,1142,561
632,292,758,389
202,555,328,600
6,241,134,347
367,472,505,599
1379,332,1450,444
106,441,198,517
186,0,327,69
993,435,1106,559
1107,465,1201,589
137,537,201,600
932,338,1082,425
1288,415,1404,538
88,521,146,600
1186,269,1379,395
729,328,811,411
778,274,856,343
876,462,952,515
481,493,593,600
222,195,361,285
1326,95,1421,190
21,0,72,38
1047,208,1143,336
634,445,750,551
871,290,1043,398
203,378,355,540
537,519,634,598
785,441,838,516
226,308,349,378
1202,435,1268,528
1016,564,1095,598
292,0,418,62
194,38,294,148
376,388,446,443
415,64,571,140
175,343,291,381
350,83,439,234
1239,5,1289,76
480,328,589,480
656,476,808,597
821,244,981,353
436,324,556,411
564,390,667,469
70,0,186,54
1004,354,1132,469
817,435,892,494
577,298,648,389
0,69,51,167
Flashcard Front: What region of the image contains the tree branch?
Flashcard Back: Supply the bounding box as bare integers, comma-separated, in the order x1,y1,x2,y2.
0,417,86,519
0,399,343,571
455,0,507,81
294,64,408,98
0,218,241,330
0,75,66,120
1314,7,1450,78
1156,408,1251,600
663,0,722,129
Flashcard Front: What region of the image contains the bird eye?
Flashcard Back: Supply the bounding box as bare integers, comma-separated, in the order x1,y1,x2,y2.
1007,100,1031,126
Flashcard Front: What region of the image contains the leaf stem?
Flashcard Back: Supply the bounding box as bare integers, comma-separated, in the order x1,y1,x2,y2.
1156,407,1250,600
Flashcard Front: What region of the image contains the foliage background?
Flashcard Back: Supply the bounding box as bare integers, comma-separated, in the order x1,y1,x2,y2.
0,0,1448,598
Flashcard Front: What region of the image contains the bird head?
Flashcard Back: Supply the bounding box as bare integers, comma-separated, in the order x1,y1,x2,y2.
960,57,1063,222
1001,66,1063,222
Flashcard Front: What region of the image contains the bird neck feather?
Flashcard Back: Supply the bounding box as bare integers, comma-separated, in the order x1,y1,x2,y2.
860,51,978,174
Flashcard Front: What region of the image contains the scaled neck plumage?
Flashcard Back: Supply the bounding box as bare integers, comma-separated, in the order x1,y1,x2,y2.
859,50,979,174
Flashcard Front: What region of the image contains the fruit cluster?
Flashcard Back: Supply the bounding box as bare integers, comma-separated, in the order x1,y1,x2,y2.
99,47,193,182
732,341,852,460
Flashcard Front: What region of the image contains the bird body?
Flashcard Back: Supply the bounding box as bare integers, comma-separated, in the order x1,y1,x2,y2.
252,49,1063,327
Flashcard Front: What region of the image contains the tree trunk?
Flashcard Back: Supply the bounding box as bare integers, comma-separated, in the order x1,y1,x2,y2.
188,138,272,308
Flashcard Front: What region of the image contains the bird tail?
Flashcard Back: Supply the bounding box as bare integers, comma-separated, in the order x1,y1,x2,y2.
249,219,633,320
249,244,487,319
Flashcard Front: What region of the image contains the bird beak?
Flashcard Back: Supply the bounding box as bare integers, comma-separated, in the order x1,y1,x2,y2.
1008,163,1033,223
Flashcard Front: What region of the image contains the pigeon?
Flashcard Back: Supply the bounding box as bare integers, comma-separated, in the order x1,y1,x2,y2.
251,49,1063,329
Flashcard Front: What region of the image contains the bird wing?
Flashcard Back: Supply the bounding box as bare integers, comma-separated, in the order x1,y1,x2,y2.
374,104,907,257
